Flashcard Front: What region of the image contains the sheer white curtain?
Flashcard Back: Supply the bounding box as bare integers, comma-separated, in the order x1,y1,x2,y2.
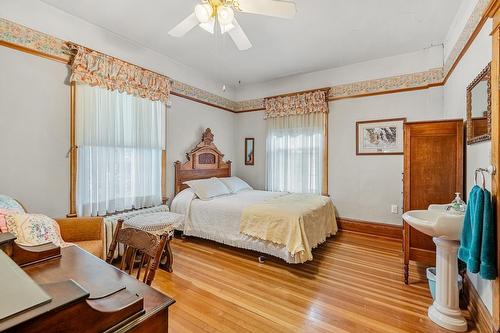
76,84,165,216
266,113,325,194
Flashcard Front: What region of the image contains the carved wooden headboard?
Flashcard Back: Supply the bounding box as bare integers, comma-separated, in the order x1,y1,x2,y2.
174,128,232,195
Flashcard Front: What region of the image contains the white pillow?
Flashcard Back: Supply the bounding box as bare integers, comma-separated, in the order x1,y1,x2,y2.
184,178,231,200
219,177,253,193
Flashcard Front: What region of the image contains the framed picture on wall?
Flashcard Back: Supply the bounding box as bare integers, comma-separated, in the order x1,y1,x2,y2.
245,138,255,165
356,118,406,155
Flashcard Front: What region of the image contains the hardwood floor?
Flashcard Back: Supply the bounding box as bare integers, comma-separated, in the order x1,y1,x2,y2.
153,231,477,333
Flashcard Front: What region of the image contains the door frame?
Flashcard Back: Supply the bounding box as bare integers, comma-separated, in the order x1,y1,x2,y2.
488,1,500,329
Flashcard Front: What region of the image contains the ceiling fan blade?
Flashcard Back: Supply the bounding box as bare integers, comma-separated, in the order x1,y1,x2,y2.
228,19,252,51
237,0,296,19
199,17,215,34
168,13,199,37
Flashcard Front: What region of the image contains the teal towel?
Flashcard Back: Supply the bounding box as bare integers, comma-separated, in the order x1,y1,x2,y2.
479,189,497,280
458,185,484,273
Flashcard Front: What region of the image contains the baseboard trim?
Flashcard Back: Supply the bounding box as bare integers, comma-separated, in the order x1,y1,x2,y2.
337,217,402,240
462,274,496,333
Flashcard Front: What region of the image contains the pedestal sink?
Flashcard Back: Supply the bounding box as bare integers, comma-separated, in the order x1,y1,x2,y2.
402,204,467,332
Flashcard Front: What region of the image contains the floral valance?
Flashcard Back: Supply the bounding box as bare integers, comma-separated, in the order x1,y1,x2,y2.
67,43,171,103
264,89,329,119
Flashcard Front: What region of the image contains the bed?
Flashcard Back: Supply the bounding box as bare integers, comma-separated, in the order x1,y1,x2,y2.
171,128,337,264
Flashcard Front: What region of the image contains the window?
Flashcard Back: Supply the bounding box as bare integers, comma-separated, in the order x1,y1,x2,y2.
76,84,165,216
266,113,325,194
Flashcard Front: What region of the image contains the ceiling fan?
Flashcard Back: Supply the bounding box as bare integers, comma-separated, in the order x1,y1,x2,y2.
168,0,297,51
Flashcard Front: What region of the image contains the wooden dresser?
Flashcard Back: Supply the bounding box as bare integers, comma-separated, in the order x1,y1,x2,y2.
403,119,464,284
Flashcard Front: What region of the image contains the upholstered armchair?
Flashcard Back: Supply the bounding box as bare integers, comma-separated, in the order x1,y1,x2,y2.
54,217,104,258
0,195,105,259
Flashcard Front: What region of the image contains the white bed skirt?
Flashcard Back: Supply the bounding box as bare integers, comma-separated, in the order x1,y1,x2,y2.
183,227,335,264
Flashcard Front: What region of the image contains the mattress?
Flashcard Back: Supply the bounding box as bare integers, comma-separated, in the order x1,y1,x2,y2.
171,189,337,264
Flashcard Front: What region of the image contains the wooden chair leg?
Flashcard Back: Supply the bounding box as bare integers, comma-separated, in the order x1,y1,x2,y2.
106,219,124,264
160,237,174,273
404,263,409,284
146,233,169,285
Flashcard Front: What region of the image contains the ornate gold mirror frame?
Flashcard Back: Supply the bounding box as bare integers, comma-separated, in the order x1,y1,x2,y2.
467,62,491,144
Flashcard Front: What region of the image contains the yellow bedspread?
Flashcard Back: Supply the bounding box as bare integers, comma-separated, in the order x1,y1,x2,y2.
240,193,337,263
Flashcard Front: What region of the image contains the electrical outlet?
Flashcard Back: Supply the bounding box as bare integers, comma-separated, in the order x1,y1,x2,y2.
391,204,398,214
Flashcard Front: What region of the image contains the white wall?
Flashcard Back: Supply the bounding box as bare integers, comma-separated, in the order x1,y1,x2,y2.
0,46,70,217
234,111,267,190
166,95,237,201
236,87,444,225
443,18,493,314
330,87,444,224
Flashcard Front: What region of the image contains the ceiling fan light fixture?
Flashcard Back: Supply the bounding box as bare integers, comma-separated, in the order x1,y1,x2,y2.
217,6,235,26
170,0,297,51
194,3,213,23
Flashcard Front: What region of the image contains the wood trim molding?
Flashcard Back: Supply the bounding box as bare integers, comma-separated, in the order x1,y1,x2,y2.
67,81,77,218
337,217,403,240
170,91,235,113
161,150,167,204
322,112,329,196
0,40,69,64
264,87,331,100
0,18,70,62
462,274,495,333
488,2,500,329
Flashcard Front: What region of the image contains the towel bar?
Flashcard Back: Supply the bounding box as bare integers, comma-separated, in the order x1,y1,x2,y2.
474,165,495,189
476,165,496,175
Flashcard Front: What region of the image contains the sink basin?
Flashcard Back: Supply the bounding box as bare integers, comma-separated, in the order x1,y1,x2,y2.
402,206,464,240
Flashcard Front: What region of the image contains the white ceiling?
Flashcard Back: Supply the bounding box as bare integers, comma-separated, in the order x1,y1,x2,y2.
42,0,463,85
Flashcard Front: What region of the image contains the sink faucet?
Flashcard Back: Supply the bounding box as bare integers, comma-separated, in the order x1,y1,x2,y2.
447,193,466,214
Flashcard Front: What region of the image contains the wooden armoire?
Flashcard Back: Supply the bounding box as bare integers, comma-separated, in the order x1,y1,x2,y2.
403,119,464,284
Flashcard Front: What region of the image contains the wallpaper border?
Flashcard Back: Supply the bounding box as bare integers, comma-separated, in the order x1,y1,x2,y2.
0,0,491,113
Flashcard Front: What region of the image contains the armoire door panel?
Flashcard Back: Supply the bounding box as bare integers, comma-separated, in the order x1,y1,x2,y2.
409,135,457,210
402,119,464,284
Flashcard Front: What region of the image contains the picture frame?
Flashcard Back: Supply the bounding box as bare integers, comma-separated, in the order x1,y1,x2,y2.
356,118,406,155
245,138,255,165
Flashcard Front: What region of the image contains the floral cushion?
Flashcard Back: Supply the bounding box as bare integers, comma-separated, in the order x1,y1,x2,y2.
5,213,63,247
0,209,16,233
0,195,25,213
